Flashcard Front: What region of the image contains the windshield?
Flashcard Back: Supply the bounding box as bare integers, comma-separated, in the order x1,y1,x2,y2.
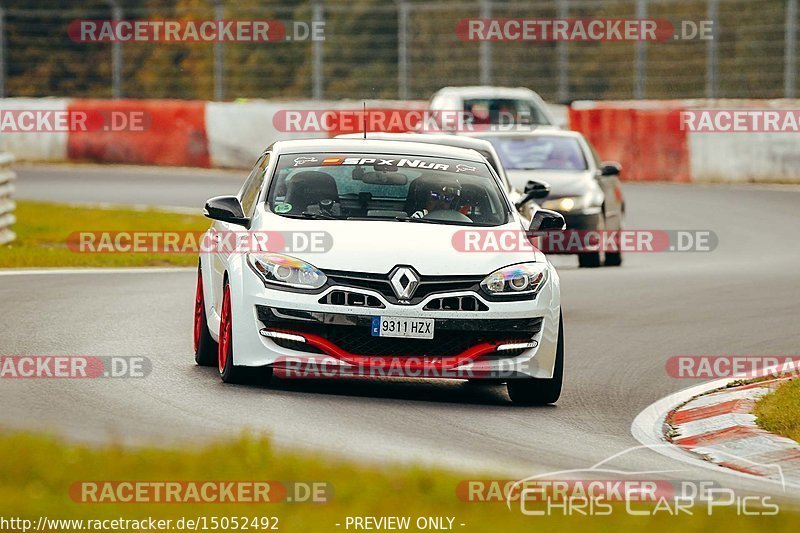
483,136,588,171
463,98,551,125
267,153,509,226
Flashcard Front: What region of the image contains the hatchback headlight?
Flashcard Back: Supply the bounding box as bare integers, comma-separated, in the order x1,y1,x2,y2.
480,263,548,296
541,194,591,213
247,253,327,290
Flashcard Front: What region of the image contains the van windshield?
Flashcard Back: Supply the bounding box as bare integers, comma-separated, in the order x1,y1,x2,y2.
463,98,551,125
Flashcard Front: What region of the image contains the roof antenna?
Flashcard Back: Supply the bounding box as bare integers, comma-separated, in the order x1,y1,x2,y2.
363,101,367,139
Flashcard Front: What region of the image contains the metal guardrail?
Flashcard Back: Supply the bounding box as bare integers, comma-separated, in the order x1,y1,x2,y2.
0,0,796,101
0,153,16,245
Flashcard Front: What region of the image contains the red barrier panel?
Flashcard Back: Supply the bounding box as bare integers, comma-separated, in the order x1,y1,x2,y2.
631,108,690,182
67,99,210,167
569,104,689,182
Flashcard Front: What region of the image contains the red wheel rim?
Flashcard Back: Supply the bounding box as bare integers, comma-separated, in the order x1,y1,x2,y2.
218,284,232,374
193,271,204,353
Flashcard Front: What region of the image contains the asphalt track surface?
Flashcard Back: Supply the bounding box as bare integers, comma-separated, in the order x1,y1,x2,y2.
4,165,800,500
13,163,243,210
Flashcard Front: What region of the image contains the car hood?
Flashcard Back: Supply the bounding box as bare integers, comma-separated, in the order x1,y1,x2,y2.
255,212,544,276
507,169,595,198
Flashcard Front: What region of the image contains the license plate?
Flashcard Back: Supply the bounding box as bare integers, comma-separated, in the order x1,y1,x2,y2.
371,316,434,339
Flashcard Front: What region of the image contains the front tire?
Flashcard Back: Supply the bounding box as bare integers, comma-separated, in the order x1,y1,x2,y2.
218,279,273,385
507,313,564,405
578,252,601,268
578,216,604,268
604,216,623,267
194,264,218,366
604,251,623,267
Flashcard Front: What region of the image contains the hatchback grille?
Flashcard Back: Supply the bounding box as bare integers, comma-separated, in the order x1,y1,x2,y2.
257,306,543,359
423,295,489,312
319,290,385,309
270,326,530,358
323,269,483,304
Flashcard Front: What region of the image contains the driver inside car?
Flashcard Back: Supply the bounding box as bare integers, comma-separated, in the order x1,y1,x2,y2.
411,182,462,218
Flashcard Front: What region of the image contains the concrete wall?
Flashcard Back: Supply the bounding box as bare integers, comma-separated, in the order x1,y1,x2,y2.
3,97,798,183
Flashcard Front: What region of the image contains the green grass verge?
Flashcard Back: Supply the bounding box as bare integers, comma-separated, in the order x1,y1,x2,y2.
0,431,797,531
754,378,800,443
0,201,208,268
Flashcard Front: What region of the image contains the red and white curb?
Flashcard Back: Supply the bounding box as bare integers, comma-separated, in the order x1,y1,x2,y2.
667,377,800,484
632,375,800,490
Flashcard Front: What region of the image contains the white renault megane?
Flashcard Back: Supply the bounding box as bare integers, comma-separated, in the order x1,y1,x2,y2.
194,139,566,405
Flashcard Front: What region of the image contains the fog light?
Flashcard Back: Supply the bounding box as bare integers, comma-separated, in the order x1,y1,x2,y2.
496,340,538,351
259,329,306,343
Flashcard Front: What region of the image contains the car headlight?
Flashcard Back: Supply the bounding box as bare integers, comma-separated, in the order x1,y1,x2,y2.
480,263,549,297
247,253,327,290
541,194,590,212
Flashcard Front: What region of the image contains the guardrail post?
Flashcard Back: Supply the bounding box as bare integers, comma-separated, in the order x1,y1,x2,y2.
0,6,6,99
786,0,798,98
705,0,719,98
398,0,409,100
0,153,16,245
105,0,123,99
312,1,324,99
556,0,569,102
213,0,224,101
479,0,492,85
634,0,647,99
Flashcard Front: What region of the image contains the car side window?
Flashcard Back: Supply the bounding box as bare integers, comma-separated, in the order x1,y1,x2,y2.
479,149,501,175
239,152,270,217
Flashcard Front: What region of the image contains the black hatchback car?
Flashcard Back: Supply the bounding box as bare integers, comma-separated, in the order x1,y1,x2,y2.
467,130,625,267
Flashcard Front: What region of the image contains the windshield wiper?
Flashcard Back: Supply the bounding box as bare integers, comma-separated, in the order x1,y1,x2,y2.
278,212,337,220
393,215,438,224
278,212,341,220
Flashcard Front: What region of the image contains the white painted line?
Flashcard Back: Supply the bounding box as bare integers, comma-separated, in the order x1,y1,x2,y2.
695,436,794,461
58,201,202,215
680,387,772,410
0,267,194,276
675,413,758,439
16,162,244,178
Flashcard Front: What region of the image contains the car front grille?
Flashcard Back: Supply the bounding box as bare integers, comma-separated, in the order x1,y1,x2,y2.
318,290,385,309
423,295,489,312
323,269,483,305
257,306,542,358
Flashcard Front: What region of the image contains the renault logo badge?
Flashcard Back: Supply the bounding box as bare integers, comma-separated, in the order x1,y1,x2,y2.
389,266,420,300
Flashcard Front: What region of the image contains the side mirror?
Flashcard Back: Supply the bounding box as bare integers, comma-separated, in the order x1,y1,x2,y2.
600,162,622,176
524,180,550,198
515,180,550,209
204,195,250,227
529,208,566,232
